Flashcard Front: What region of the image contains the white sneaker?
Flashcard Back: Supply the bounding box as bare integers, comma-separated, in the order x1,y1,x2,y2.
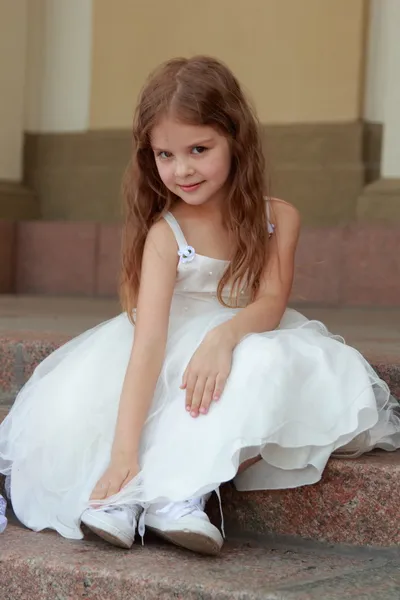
81,504,140,549
144,496,223,556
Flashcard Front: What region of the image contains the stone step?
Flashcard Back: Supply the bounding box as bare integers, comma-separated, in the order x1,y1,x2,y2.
1,404,400,549
1,331,399,406
1,301,399,550
216,450,400,547
1,516,400,600
0,299,399,405
1,333,399,407
1,220,400,307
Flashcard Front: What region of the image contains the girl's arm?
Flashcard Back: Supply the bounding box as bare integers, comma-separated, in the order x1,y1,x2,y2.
90,220,178,500
220,199,300,344
183,200,300,418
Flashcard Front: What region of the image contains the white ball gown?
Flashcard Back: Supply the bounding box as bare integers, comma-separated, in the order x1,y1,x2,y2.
0,211,399,540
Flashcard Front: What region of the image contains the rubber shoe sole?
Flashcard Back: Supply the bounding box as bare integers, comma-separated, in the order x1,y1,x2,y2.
81,510,135,549
145,514,223,556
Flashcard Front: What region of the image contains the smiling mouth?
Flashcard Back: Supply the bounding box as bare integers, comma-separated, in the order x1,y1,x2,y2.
178,181,204,191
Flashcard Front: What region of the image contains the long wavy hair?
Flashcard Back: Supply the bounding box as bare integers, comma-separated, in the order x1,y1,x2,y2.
120,55,269,319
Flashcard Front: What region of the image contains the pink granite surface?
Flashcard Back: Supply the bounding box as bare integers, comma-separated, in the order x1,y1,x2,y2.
0,333,70,404
0,338,19,403
373,362,400,400
0,220,16,294
95,223,122,297
341,225,400,307
215,450,400,547
291,228,343,304
0,333,397,407
1,393,399,548
16,222,98,296
1,304,399,554
6,221,400,305
1,519,398,600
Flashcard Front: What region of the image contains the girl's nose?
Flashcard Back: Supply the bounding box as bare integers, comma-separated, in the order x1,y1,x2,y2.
175,158,194,179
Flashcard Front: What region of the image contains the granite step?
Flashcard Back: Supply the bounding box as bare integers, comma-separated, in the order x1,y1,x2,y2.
1,337,399,406
2,221,400,309
0,301,399,406
0,300,399,550
1,402,400,548
1,515,400,600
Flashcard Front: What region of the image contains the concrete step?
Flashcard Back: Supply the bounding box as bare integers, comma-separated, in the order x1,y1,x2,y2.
216,450,400,547
1,516,400,600
0,297,399,405
1,220,400,308
1,331,398,407
1,299,400,550
1,375,399,549
1,401,400,550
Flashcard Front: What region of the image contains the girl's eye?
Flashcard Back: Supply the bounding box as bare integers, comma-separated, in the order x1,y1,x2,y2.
192,146,207,155
157,151,172,159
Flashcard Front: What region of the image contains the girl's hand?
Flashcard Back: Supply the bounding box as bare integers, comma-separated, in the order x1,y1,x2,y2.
181,325,236,418
89,459,139,502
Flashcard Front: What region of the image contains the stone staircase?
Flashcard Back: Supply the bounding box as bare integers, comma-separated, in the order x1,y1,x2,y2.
1,220,400,308
3,514,400,600
0,297,400,599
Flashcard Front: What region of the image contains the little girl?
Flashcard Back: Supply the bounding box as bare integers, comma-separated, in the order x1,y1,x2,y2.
1,56,399,556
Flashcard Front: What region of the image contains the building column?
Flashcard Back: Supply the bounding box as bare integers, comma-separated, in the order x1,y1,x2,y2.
0,0,26,182
22,0,94,220
0,0,92,219
25,0,92,133
0,0,38,221
358,0,400,221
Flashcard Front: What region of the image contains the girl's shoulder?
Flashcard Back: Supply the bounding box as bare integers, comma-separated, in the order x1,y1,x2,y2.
268,198,300,231
144,217,180,261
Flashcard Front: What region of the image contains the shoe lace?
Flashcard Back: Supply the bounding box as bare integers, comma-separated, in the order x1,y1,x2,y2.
106,503,149,545
155,489,225,537
138,488,225,545
156,496,206,520
102,503,138,516
99,503,142,530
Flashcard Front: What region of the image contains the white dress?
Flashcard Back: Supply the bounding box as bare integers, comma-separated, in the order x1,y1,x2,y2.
0,211,399,541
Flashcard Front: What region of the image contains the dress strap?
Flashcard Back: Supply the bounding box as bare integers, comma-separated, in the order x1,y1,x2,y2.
266,200,275,236
163,212,189,251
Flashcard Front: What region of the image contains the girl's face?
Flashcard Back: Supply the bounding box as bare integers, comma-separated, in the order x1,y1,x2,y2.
150,117,232,207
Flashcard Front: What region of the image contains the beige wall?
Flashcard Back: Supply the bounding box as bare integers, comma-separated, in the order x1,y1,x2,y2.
0,0,27,179
90,0,367,129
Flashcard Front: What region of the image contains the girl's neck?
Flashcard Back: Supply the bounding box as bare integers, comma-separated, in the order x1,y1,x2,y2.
173,201,225,227
172,186,229,224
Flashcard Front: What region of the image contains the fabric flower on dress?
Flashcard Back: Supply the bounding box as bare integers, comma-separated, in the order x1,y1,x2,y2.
178,245,196,264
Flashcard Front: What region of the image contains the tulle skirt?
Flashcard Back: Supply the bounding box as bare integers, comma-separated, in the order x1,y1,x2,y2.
0,307,399,540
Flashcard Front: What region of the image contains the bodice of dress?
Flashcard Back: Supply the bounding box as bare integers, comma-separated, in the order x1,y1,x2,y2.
163,206,275,316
